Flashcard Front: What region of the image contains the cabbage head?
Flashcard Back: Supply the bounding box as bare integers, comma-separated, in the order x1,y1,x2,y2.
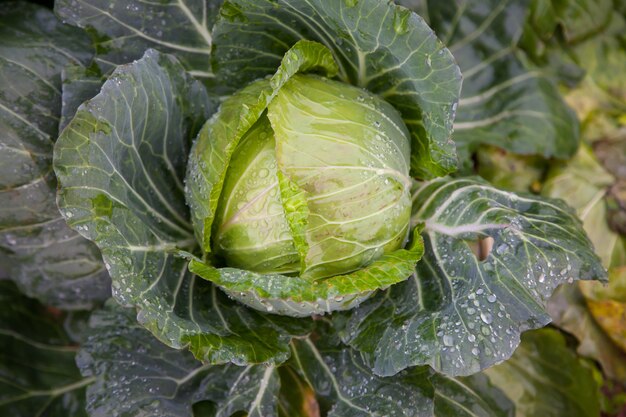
185,42,425,316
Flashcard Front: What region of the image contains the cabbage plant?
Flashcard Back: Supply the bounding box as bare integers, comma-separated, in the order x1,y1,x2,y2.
0,0,619,415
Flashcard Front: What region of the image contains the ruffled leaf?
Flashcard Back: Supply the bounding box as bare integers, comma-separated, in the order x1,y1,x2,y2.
189,228,423,317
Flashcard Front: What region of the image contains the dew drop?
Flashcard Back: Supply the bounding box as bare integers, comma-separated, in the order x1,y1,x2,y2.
480,312,493,324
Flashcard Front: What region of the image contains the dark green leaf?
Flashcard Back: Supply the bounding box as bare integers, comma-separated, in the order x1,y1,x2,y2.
336,177,606,376
485,328,602,417
0,281,91,416
425,0,579,162
60,64,104,133
431,373,514,417
0,2,110,309
212,0,462,178
79,301,282,417
54,0,221,81
290,326,434,417
553,0,612,42
476,145,546,193
277,366,320,417
521,0,613,62
54,49,311,366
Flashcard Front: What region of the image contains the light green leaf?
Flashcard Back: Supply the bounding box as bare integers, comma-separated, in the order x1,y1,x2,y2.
54,0,221,81
485,328,602,417
78,301,282,417
0,281,91,416
424,0,579,162
188,40,337,256
289,324,435,417
431,373,514,417
336,177,606,376
0,2,110,309
212,0,462,178
189,228,423,317
267,73,413,280
54,49,310,366
276,169,310,274
186,40,338,255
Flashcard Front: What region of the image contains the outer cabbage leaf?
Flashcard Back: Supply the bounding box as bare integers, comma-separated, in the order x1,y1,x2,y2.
335,177,606,376
60,64,104,134
78,301,282,417
423,0,579,162
54,49,311,366
55,0,221,81
211,0,462,178
287,322,515,417
289,324,435,417
0,281,91,416
431,373,514,417
0,2,110,309
485,328,602,417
